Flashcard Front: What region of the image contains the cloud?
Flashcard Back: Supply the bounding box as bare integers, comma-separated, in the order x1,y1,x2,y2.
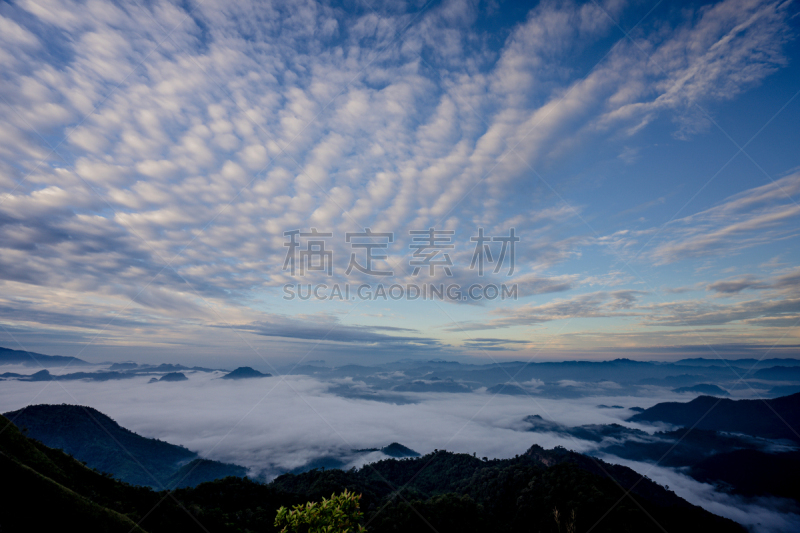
449,290,646,331
461,337,531,351
708,276,770,293
240,315,442,347
0,0,795,357
599,455,800,533
0,368,684,477
650,173,800,265
640,267,800,327
3,362,794,532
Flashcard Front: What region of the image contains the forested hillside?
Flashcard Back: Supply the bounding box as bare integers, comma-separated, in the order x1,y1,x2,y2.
0,413,744,533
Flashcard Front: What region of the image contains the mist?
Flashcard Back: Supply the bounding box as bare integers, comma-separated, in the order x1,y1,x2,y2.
599,455,800,533
0,370,673,472
3,364,799,532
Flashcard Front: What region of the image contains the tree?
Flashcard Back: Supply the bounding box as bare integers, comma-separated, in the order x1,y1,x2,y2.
274,489,367,533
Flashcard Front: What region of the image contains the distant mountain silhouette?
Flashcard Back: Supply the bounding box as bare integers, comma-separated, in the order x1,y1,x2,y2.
354,443,421,458
157,372,189,382
639,374,707,386
393,379,470,393
753,366,800,380
109,362,139,370
148,372,188,383
768,384,800,396
629,393,800,442
0,346,89,366
601,426,770,468
381,442,420,457
17,369,138,382
143,363,219,373
3,404,244,488
523,415,646,442
676,358,800,367
672,384,729,396
221,366,271,379
485,383,530,395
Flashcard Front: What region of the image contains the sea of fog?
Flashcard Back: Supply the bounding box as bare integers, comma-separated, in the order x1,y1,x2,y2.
1,368,798,533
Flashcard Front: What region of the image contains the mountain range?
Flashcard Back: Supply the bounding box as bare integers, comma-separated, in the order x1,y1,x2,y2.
3,404,245,489
0,346,88,366
0,409,745,533
629,392,800,443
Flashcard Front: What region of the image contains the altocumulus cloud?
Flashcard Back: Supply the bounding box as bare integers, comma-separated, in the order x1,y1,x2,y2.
0,0,797,358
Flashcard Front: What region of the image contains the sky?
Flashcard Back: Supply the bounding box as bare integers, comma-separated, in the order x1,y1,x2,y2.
0,0,799,365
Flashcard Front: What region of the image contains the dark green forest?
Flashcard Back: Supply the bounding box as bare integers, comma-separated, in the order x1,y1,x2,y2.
0,414,743,533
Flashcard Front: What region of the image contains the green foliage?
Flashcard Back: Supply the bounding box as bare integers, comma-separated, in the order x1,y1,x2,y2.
274,490,366,533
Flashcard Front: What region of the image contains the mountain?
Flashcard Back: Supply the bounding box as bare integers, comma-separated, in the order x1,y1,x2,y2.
268,446,745,533
353,442,421,458
380,442,420,458
639,374,708,386
0,414,148,532
753,366,800,380
0,346,89,366
109,362,139,370
148,372,189,383
769,384,800,396
690,449,800,501
524,414,647,442
672,384,729,396
144,363,220,373
676,358,800,368
629,393,800,442
486,383,530,395
157,372,189,382
292,443,421,474
221,366,271,379
393,379,471,392
166,458,247,489
3,404,244,488
0,411,745,533
15,369,138,381
600,427,771,467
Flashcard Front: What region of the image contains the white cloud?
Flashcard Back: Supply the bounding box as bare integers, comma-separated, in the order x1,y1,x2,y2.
0,371,675,475
0,0,795,352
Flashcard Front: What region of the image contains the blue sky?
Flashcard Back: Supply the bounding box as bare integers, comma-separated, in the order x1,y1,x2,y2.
0,0,798,365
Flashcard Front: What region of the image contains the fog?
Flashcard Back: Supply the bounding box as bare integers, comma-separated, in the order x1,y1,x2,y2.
2,369,798,532
0,370,672,472
599,455,800,533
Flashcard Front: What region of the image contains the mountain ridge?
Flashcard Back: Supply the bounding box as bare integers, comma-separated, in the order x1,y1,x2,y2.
3,404,244,488
0,346,89,366
0,409,746,532
629,393,800,442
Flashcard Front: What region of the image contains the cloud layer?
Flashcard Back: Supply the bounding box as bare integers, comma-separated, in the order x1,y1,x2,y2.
0,0,797,359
